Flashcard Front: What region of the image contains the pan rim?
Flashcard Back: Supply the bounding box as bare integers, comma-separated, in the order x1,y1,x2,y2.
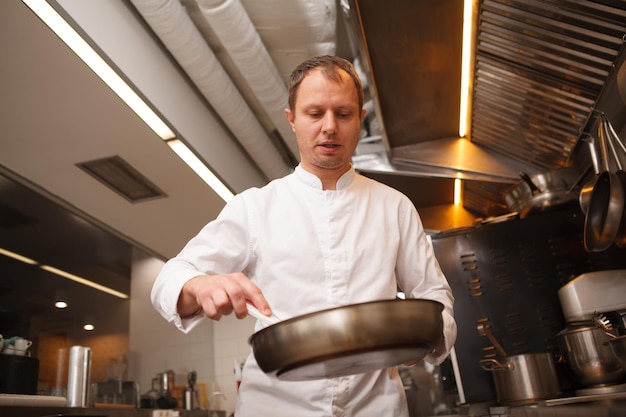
249,298,443,339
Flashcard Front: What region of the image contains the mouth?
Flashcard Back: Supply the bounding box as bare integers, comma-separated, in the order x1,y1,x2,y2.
319,143,340,149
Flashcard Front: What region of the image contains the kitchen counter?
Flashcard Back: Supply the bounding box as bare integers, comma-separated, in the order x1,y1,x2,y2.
0,393,224,417
509,403,626,417
457,398,626,417
0,406,213,417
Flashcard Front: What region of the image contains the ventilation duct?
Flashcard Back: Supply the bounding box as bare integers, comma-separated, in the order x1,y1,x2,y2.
130,0,292,180
194,0,300,159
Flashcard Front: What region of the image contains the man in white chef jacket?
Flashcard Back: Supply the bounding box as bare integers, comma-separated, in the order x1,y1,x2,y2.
152,55,456,417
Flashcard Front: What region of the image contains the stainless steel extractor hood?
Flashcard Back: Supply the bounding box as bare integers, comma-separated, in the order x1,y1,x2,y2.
344,0,626,218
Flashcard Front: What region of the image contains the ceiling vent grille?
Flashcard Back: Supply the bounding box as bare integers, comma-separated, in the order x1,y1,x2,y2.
77,155,166,203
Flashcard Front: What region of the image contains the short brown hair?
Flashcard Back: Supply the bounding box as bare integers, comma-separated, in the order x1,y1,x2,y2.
287,55,364,112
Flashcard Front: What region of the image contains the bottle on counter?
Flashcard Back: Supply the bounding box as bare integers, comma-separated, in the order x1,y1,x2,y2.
183,370,201,410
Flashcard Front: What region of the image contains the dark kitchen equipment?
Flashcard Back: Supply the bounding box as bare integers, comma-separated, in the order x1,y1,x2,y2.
249,299,444,381
584,114,625,252
432,213,626,404
139,377,159,408
556,323,625,387
480,353,561,405
156,395,178,409
0,353,39,394
504,168,580,218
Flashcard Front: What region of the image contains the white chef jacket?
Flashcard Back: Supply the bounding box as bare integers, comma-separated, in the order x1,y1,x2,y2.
152,165,456,417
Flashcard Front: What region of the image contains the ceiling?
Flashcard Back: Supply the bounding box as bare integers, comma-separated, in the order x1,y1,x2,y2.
1,0,626,289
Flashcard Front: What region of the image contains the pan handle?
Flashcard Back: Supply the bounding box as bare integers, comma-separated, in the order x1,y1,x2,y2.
479,358,511,372
247,304,281,326
587,136,601,175
519,172,541,194
603,116,624,171
598,114,614,172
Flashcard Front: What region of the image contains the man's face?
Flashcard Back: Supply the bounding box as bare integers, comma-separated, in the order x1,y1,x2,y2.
285,68,365,176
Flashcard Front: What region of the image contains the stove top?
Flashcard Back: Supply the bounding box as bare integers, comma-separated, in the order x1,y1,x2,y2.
543,383,626,406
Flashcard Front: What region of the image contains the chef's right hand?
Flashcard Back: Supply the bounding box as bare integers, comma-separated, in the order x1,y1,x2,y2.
177,272,272,321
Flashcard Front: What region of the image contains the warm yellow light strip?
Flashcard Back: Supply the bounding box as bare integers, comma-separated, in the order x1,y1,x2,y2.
459,0,474,138
0,247,38,265
0,247,128,299
40,265,129,299
454,178,463,205
22,0,175,140
168,139,235,202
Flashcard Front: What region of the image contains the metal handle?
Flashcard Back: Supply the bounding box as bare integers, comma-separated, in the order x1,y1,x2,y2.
602,115,625,171
585,135,601,175
477,324,507,357
479,358,511,372
247,304,281,326
597,114,613,172
519,172,541,194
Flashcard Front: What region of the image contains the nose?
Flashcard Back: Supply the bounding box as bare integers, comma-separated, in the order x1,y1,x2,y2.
321,112,337,134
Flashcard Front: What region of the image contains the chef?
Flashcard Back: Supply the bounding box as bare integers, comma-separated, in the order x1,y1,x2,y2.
152,55,456,416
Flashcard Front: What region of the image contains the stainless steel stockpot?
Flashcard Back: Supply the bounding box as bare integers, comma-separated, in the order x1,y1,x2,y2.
480,353,561,405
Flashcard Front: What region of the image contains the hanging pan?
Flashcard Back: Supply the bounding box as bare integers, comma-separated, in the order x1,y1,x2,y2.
583,114,625,252
604,115,626,248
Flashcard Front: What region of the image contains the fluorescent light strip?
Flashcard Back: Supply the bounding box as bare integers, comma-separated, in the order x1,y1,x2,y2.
459,0,474,138
40,265,128,299
454,178,462,205
22,0,175,140
0,247,38,265
0,247,128,299
168,139,235,202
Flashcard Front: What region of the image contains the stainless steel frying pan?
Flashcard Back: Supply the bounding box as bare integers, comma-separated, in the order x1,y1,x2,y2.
248,299,444,381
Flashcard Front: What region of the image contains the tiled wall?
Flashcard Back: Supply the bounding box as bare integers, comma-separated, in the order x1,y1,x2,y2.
128,249,254,415
211,314,256,413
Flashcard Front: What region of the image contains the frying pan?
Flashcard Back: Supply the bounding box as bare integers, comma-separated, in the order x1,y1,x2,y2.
584,114,625,252
248,299,443,381
504,168,580,218
604,116,626,247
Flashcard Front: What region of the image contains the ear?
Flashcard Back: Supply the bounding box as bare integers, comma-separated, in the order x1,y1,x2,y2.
285,108,296,131
360,108,367,122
